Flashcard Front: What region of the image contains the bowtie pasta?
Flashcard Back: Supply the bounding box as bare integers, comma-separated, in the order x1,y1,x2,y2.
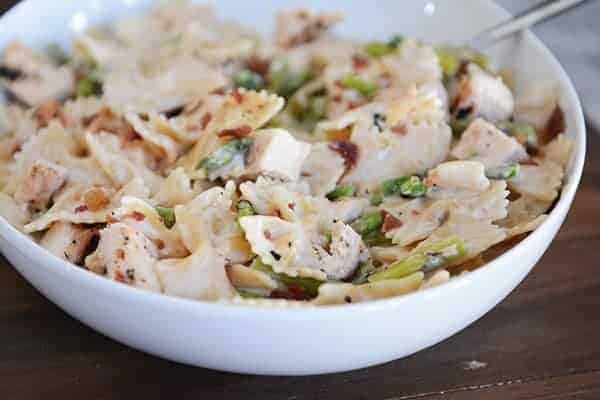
0,2,573,306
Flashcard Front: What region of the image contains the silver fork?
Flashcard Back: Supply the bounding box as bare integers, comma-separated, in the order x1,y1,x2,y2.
469,0,593,49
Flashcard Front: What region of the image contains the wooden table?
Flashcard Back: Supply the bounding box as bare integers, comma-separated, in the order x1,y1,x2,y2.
2,1,600,398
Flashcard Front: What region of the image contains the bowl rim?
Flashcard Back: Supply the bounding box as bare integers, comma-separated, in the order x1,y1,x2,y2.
0,0,586,317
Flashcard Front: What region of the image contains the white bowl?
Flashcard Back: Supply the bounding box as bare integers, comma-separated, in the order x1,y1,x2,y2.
0,0,585,375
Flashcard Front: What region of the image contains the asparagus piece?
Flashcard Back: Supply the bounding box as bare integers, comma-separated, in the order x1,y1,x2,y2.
155,206,176,229
340,74,378,98
382,175,426,198
326,184,356,201
196,137,253,172
368,236,466,281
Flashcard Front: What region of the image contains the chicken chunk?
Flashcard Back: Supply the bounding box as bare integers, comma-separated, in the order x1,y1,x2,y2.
300,143,346,196
40,222,98,265
245,128,311,181
86,223,161,292
451,63,514,122
425,160,490,199
1,41,74,106
14,159,67,211
451,118,528,168
275,8,342,48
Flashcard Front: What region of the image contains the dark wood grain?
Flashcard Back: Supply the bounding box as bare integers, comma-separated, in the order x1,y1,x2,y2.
1,1,599,398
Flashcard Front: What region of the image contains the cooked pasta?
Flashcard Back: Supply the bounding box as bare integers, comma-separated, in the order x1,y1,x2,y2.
0,2,573,306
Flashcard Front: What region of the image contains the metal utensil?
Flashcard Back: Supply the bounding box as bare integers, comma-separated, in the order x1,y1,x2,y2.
469,0,593,49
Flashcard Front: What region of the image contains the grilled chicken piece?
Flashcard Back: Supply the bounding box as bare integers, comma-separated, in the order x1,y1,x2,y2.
1,41,74,106
451,118,528,168
14,159,67,211
450,63,514,122
275,8,342,48
86,222,161,292
40,222,98,265
245,128,311,181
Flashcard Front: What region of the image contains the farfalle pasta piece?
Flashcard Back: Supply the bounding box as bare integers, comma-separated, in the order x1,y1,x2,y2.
5,121,111,195
226,264,279,291
543,134,574,169
85,131,163,194
313,271,424,305
24,178,147,233
125,113,182,165
151,167,197,208
275,8,342,49
112,196,188,258
178,89,285,177
0,192,28,231
175,181,252,264
155,240,237,301
416,213,507,267
420,269,451,290
498,195,552,229
508,160,563,202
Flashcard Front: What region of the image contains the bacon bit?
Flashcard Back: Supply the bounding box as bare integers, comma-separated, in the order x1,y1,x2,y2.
115,249,125,260
114,270,129,284
217,125,252,139
263,229,272,240
352,54,370,70
542,105,565,144
326,127,352,142
156,239,165,250
334,80,344,89
87,107,139,141
231,88,244,104
520,158,539,166
83,187,110,212
347,100,367,110
381,210,403,232
300,171,313,177
34,100,65,128
288,202,296,210
74,204,89,213
411,209,420,216
332,94,343,103
211,87,226,95
391,124,407,135
273,209,282,219
269,288,311,301
129,211,145,221
200,112,213,130
329,140,359,170
246,55,271,76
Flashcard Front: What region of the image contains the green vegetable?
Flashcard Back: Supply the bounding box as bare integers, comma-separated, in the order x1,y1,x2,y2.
236,288,270,298
370,189,384,206
250,258,322,298
365,41,393,58
46,43,69,66
382,175,426,198
196,137,253,173
237,200,256,218
369,236,467,281
351,211,383,237
326,184,356,201
352,261,377,284
497,121,538,148
364,35,404,58
76,71,102,98
234,69,264,90
361,229,393,247
291,95,327,126
340,74,378,98
155,206,176,229
486,163,520,180
436,46,490,78
267,60,313,98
